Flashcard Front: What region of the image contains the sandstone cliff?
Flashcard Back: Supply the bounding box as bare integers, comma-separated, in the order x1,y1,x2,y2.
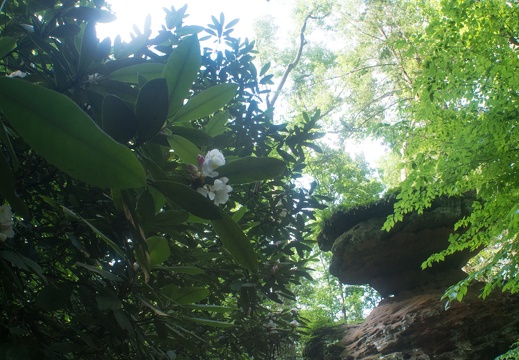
305,195,519,359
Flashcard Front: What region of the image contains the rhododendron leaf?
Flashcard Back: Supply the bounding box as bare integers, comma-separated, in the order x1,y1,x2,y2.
181,317,235,328
173,84,238,123
150,181,221,220
0,37,16,59
35,284,73,311
168,135,201,165
108,63,165,83
211,208,258,272
171,126,213,147
186,304,236,313
147,236,170,266
163,35,201,117
217,157,286,184
0,78,146,189
143,210,190,234
135,78,169,143
161,285,209,304
78,22,97,74
101,94,136,143
205,111,229,136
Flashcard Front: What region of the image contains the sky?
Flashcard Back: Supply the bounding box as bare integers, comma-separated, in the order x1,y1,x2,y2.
97,0,295,41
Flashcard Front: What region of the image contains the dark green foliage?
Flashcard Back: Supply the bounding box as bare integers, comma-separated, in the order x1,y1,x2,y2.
0,2,324,359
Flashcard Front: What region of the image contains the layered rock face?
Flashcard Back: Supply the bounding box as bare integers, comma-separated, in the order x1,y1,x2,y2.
307,195,519,359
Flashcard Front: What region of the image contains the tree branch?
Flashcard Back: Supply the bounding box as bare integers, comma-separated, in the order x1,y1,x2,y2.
267,13,313,109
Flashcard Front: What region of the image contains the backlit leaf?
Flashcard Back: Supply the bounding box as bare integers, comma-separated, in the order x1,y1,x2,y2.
0,37,16,59
168,134,201,165
173,84,238,123
163,35,201,117
181,316,235,328
135,78,169,143
78,22,97,74
211,208,258,272
108,63,165,83
205,111,229,136
101,95,136,143
147,236,170,266
151,180,221,220
217,157,286,184
161,285,209,304
0,78,146,189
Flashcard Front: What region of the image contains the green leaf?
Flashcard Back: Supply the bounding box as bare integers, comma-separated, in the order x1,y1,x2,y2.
63,206,126,258
35,284,72,311
6,344,32,360
217,157,286,184
0,121,18,171
0,37,16,59
161,285,209,304
186,304,236,313
48,24,81,39
144,210,189,234
89,80,139,105
76,262,122,282
205,111,229,136
181,316,235,328
96,289,121,311
151,180,221,220
166,266,205,275
147,236,170,266
66,7,116,23
173,84,238,123
171,126,213,147
95,37,111,61
211,208,258,272
102,95,137,143
163,35,201,117
119,34,148,58
78,22,97,74
168,134,201,165
176,25,206,35
135,78,169,143
108,63,165,83
0,149,27,217
0,78,146,189
259,62,271,77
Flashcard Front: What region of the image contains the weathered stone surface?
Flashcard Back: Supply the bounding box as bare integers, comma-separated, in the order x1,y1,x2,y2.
343,285,519,359
306,193,519,359
324,195,474,296
304,285,519,359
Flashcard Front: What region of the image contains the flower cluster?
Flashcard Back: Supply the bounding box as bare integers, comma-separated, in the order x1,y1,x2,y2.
0,204,14,242
191,149,233,206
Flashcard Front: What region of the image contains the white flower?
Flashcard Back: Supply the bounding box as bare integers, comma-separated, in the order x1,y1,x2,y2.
0,204,14,241
202,149,226,177
264,320,277,331
290,320,299,327
8,70,27,78
210,177,232,205
197,177,233,205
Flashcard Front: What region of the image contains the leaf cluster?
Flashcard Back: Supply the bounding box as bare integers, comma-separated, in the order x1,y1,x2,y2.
0,2,326,359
